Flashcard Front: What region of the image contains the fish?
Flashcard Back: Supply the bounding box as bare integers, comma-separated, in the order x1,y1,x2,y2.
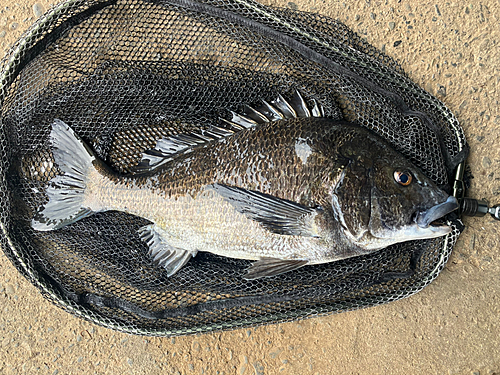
31,92,459,279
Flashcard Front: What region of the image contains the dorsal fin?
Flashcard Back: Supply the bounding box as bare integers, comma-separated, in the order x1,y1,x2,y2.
271,94,297,118
132,125,235,173
224,90,325,129
133,91,325,173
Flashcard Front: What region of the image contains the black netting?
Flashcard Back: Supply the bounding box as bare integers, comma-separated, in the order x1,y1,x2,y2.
0,0,466,336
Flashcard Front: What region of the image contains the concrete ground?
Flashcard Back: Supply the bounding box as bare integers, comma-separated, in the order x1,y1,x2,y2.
0,0,498,374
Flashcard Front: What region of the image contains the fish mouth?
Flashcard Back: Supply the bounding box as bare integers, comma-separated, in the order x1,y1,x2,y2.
415,196,459,228
361,196,459,248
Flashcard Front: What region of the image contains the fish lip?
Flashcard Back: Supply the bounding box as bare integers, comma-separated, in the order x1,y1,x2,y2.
416,196,459,228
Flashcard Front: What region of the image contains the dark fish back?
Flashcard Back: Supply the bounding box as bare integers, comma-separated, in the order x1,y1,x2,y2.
132,118,364,204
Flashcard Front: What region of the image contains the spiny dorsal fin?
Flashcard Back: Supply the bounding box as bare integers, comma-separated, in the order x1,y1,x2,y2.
134,91,324,173
211,184,322,237
289,90,311,117
224,90,324,129
271,94,297,118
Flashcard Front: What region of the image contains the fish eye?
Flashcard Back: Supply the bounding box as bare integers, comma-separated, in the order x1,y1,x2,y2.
394,170,412,186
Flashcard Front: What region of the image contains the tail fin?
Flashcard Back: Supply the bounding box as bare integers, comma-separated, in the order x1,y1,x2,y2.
32,119,97,231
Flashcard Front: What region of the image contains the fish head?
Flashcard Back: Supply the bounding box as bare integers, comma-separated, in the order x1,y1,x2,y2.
366,146,458,247
328,130,458,251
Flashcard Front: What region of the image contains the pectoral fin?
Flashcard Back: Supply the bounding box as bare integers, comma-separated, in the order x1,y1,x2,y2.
245,258,308,279
138,225,197,276
211,184,321,237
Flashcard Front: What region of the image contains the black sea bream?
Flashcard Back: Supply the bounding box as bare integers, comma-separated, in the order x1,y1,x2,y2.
32,93,458,279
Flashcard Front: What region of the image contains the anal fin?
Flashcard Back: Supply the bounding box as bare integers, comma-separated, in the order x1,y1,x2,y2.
138,225,197,277
244,258,308,280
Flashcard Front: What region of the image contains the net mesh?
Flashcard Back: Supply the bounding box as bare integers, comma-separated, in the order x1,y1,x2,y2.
0,0,466,336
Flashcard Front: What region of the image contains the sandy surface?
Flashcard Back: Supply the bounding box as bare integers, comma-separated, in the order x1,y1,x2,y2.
0,0,499,374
